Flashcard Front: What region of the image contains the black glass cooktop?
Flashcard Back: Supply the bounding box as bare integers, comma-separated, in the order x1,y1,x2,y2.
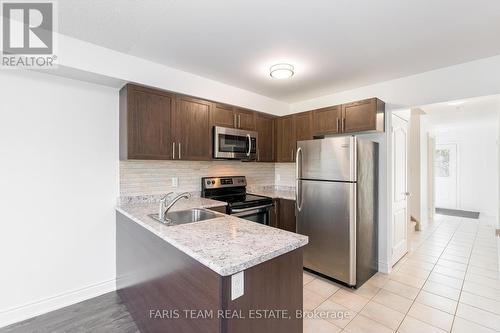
208,193,272,208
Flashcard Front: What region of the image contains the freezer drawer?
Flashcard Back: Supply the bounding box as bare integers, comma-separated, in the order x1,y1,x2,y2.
296,179,356,285
296,136,356,182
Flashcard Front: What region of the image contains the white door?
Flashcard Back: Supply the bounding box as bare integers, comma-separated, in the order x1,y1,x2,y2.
435,144,458,209
392,115,409,265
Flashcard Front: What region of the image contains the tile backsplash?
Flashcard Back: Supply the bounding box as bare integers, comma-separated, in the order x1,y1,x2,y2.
120,161,296,197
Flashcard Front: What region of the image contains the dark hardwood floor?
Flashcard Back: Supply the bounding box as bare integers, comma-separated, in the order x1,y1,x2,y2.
1,292,138,333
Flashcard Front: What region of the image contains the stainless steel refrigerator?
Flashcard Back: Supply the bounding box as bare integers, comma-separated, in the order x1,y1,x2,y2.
296,136,378,287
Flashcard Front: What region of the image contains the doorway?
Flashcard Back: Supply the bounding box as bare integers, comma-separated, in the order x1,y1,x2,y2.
434,143,459,209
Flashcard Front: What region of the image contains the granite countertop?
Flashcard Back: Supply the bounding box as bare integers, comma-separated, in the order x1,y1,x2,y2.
250,188,296,201
116,197,308,276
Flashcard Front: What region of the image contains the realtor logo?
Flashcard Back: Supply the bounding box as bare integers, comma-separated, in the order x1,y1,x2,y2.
1,1,57,68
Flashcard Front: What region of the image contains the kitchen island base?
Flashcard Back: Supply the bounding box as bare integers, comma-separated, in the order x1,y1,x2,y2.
116,212,303,333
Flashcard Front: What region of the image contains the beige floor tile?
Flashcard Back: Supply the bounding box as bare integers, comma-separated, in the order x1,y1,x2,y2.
433,265,466,279
303,272,316,285
303,316,342,333
403,258,436,271
304,277,340,299
304,288,328,311
315,299,357,328
460,291,500,315
382,280,420,300
415,290,457,314
397,265,432,279
462,280,500,301
366,273,390,288
428,272,463,289
372,289,413,313
344,314,394,333
398,316,447,333
407,253,440,264
456,303,500,331
465,273,500,290
389,271,427,289
329,289,369,312
451,317,497,333
436,259,468,272
347,282,380,299
467,266,499,280
422,281,461,301
440,254,469,264
360,300,405,330
407,302,454,331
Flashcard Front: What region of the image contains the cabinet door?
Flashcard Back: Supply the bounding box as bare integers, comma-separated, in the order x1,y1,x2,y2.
270,199,279,228
312,106,342,135
211,103,236,128
255,113,275,162
275,116,296,162
173,96,212,160
122,85,174,160
235,108,256,130
295,111,313,142
278,199,296,233
342,98,381,133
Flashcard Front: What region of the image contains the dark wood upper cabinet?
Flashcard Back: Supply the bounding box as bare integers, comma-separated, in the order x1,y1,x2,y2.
295,111,313,142
173,96,212,161
255,113,275,162
342,98,385,133
275,115,296,163
211,103,236,128
235,108,256,130
312,105,342,136
120,84,174,160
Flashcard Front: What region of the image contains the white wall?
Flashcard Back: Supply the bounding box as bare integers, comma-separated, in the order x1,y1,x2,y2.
433,125,498,218
0,70,119,327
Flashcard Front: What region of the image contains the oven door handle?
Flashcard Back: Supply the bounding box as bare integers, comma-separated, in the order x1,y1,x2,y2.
231,204,274,214
246,134,251,157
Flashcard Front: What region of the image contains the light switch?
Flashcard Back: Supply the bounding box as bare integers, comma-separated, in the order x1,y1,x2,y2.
171,177,178,188
231,271,244,300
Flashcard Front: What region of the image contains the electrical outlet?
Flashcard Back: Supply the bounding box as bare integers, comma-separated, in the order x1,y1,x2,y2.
231,271,244,300
171,177,178,188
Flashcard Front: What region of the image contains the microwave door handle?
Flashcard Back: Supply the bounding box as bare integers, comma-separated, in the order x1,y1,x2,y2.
246,134,251,156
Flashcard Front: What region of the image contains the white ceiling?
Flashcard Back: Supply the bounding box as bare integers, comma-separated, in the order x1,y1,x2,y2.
58,0,500,103
420,95,500,130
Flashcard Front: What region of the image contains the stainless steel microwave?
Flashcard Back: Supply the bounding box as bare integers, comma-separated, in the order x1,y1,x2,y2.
213,126,257,160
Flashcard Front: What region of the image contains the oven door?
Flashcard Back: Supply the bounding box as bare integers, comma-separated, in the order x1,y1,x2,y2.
213,126,257,160
231,204,273,225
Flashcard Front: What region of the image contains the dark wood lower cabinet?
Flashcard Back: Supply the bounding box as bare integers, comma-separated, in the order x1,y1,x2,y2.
117,212,303,333
271,198,297,233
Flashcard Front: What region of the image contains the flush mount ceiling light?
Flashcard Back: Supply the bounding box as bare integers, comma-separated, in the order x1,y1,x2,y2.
447,100,465,106
269,63,294,79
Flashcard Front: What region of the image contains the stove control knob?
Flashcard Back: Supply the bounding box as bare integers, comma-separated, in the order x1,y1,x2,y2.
206,180,211,185
211,180,215,185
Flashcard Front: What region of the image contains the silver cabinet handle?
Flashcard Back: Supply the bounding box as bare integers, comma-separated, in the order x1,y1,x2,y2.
336,118,340,132
234,114,237,128
178,142,181,159
246,134,251,157
238,114,241,128
342,118,346,132
172,142,175,159
257,148,260,161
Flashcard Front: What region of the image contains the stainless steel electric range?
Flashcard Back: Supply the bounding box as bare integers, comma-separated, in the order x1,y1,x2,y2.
201,176,273,225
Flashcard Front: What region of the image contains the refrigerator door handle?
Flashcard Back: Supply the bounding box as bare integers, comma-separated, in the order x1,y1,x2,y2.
348,183,357,286
296,147,303,212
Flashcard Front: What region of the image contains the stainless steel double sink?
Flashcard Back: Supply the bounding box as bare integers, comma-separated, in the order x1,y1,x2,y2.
149,208,222,225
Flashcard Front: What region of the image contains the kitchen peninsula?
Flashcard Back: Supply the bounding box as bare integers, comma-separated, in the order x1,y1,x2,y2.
116,197,308,333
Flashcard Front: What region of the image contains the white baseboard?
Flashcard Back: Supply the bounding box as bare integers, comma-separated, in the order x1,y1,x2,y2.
378,261,391,274
0,279,116,329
